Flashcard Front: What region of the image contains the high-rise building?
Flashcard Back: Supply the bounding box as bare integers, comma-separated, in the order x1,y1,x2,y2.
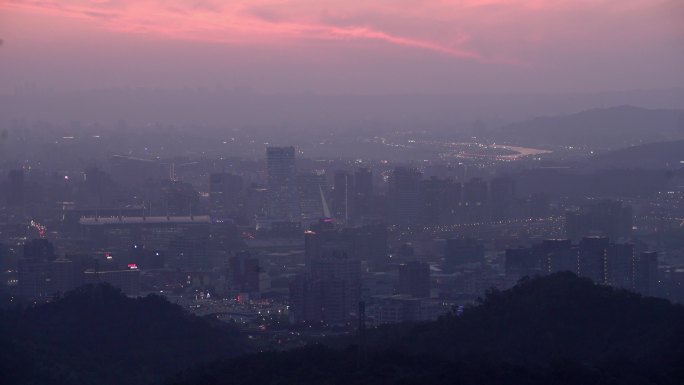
419,177,452,225
18,239,82,300
209,172,243,220
566,200,633,241
463,178,488,206
291,233,361,325
506,239,577,279
351,224,388,272
489,177,515,220
297,173,329,221
23,239,56,262
398,261,431,298
505,238,657,293
537,239,576,274
333,170,355,223
462,178,488,223
389,167,422,225
354,168,373,221
229,251,260,293
634,251,658,296
266,147,299,221
17,258,53,300
578,236,609,284
606,243,634,289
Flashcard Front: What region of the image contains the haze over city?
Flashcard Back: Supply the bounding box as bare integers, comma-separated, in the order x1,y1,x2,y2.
1,1,684,385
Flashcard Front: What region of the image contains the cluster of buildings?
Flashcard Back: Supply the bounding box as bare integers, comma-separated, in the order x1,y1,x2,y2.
1,144,683,331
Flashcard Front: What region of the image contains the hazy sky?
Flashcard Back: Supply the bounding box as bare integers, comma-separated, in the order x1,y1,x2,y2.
1,0,683,94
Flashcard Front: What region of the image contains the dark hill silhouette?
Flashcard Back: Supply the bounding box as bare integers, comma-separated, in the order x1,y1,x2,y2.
587,139,684,169
171,273,684,385
499,106,684,150
373,273,684,366
0,284,247,385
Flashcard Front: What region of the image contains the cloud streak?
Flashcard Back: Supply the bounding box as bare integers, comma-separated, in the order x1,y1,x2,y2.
2,0,509,61
2,0,675,67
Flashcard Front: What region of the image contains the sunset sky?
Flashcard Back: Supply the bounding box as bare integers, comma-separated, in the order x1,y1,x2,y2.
1,0,682,93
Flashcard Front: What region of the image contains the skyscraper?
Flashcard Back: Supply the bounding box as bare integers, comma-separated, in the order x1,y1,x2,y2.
634,251,658,296
566,200,633,241
266,147,299,221
333,170,355,223
229,251,260,293
209,172,243,220
354,168,373,222
398,261,431,298
578,236,609,284
389,167,422,225
297,173,329,221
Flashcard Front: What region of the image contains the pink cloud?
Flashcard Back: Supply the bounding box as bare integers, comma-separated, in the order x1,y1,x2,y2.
1,0,674,65
1,0,505,61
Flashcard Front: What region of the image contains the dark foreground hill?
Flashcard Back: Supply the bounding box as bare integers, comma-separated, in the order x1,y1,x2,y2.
0,285,247,385
171,273,684,385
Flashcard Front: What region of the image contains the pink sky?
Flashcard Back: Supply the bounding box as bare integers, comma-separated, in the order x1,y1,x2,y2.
1,0,682,93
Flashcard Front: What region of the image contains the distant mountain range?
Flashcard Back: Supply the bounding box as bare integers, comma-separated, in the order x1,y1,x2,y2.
587,139,684,169
2,88,684,130
499,105,684,150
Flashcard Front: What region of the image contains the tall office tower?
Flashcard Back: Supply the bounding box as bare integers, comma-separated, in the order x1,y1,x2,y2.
634,251,658,296
244,185,268,219
443,238,485,272
419,177,451,225
389,167,422,225
578,236,609,284
463,177,488,206
266,147,299,221
229,251,260,293
333,170,355,223
489,177,516,220
446,181,462,224
536,239,576,274
565,200,633,241
209,172,244,220
397,261,431,298
352,224,389,272
304,222,353,267
18,239,80,301
297,173,329,221
162,180,201,216
290,250,361,325
18,258,54,300
353,168,373,221
6,169,25,207
167,224,211,270
462,177,488,223
606,243,634,289
23,239,56,261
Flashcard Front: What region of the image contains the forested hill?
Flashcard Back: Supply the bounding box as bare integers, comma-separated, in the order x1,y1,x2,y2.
0,284,247,385
171,273,684,385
